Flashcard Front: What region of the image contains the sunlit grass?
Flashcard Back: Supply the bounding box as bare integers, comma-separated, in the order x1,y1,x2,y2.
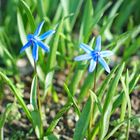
0,0,140,139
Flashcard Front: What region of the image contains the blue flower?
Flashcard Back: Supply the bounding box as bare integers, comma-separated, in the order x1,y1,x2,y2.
74,36,113,73
20,21,55,61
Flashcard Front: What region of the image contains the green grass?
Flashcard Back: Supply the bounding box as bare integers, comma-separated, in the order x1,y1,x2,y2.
0,0,140,139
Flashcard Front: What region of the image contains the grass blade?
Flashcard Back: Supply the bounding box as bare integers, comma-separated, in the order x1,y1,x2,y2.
89,90,102,114
0,104,13,140
73,95,92,140
121,70,131,140
31,110,43,139
104,115,140,140
44,18,64,97
0,71,32,122
46,102,72,135
30,74,38,110
19,0,35,31
99,63,124,140
112,74,140,112
79,0,93,42
44,133,59,140
64,83,80,116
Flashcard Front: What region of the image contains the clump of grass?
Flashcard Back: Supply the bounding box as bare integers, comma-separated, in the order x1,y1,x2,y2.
0,0,140,139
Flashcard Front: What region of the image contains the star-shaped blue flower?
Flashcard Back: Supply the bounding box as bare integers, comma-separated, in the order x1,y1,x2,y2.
74,36,113,73
20,21,55,61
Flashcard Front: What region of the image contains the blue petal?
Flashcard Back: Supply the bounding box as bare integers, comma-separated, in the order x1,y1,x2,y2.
36,40,50,52
89,59,96,72
20,41,32,53
100,51,113,57
80,43,92,53
98,56,110,73
27,34,34,41
74,54,92,61
95,36,101,51
39,30,55,40
34,21,45,36
32,42,39,61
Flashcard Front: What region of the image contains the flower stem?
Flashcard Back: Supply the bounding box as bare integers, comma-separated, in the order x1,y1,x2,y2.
34,60,43,137
88,61,98,139
94,61,98,93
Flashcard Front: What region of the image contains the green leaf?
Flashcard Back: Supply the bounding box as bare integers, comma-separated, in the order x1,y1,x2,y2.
19,0,35,31
106,31,130,51
46,18,63,71
30,76,43,139
77,66,102,103
31,110,43,139
97,65,118,99
85,2,112,42
99,63,124,140
17,9,34,66
114,0,136,31
112,74,140,112
104,115,140,140
79,0,93,41
43,71,54,100
0,104,13,140
0,71,32,122
0,42,16,66
44,133,59,140
89,90,102,114
0,104,12,128
95,0,106,13
60,0,71,32
61,0,83,32
64,83,80,116
36,0,45,19
120,92,127,121
121,70,131,140
89,66,118,139
30,74,38,110
46,103,72,135
44,18,64,97
73,96,92,140
69,0,84,30
109,0,123,18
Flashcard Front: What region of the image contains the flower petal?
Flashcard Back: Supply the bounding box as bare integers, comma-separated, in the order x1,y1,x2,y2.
32,42,39,61
39,30,55,40
34,21,45,36
98,56,110,73
89,59,96,72
74,54,92,61
95,36,101,51
80,43,92,53
100,51,113,57
36,40,50,52
20,41,32,53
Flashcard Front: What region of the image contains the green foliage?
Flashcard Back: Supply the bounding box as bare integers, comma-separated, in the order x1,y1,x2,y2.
99,63,124,140
0,71,32,122
73,96,92,140
46,103,72,135
0,104,13,140
30,74,38,110
0,0,140,139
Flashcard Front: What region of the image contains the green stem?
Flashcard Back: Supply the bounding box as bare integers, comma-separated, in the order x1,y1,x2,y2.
88,61,98,139
34,60,43,137
93,62,98,93
0,128,3,140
